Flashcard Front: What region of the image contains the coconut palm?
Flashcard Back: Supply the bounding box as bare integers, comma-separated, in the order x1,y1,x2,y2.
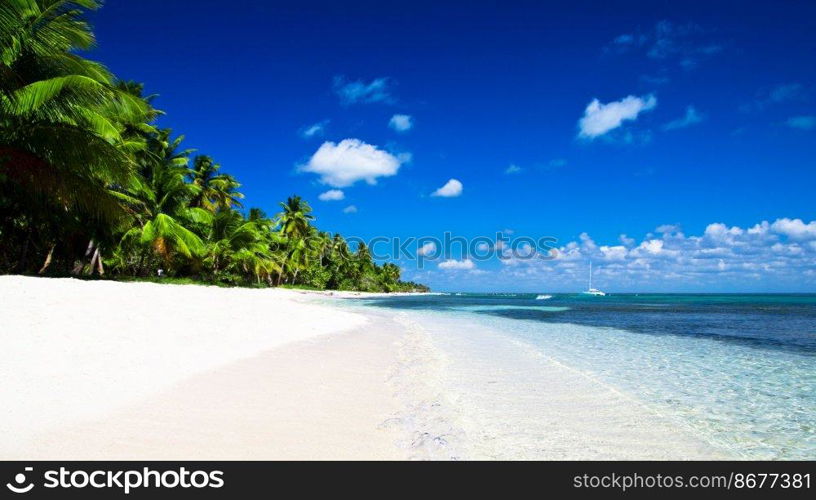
188,155,244,213
0,0,150,220
277,195,314,238
113,130,207,272
0,0,151,273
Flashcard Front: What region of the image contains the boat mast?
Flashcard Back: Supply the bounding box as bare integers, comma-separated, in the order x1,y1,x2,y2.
589,260,592,290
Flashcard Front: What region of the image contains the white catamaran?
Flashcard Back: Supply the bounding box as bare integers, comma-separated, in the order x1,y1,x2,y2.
582,261,606,296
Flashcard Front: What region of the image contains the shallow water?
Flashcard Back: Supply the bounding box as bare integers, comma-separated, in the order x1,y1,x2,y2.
357,293,816,459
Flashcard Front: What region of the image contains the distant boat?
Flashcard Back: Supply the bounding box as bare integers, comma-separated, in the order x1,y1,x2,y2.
582,261,606,296
535,294,553,300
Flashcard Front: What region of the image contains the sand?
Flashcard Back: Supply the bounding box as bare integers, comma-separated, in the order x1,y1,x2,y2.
0,275,404,459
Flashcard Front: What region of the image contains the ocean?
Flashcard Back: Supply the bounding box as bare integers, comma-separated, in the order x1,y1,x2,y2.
351,293,816,459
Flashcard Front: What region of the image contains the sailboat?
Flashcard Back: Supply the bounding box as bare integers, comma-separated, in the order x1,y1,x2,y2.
581,260,606,296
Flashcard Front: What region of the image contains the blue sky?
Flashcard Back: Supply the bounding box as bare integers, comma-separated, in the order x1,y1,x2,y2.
88,1,815,292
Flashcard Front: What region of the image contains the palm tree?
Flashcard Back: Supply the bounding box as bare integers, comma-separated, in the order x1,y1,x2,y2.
188,155,244,213
113,130,207,272
203,209,279,284
0,0,151,273
277,195,314,238
379,263,402,291
0,0,149,215
275,196,315,284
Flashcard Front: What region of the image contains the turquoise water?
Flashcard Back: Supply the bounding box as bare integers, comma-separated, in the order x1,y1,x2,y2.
363,293,816,459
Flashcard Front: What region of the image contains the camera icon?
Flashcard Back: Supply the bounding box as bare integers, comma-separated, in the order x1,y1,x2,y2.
6,467,34,494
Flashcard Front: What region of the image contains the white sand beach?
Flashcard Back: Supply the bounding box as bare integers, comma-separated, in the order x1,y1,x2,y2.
0,275,405,459
0,276,725,460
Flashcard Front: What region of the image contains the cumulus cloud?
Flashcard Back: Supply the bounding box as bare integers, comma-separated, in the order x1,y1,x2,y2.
663,106,704,130
343,205,358,214
786,116,816,131
418,242,437,256
578,94,657,139
438,259,475,270
388,114,413,132
504,164,522,174
493,217,816,290
317,189,345,201
431,178,463,197
771,218,816,241
300,139,406,187
300,120,328,138
333,76,392,105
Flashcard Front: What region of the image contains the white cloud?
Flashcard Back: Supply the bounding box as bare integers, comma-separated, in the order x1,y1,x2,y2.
476,242,491,252
578,94,657,139
333,76,392,105
771,218,816,241
656,224,682,234
418,242,437,256
663,106,704,130
317,189,345,201
431,178,463,198
786,116,816,131
343,205,358,214
438,259,475,270
600,245,628,261
639,239,664,254
388,114,413,132
300,120,328,138
504,164,522,174
300,139,405,187
488,217,816,291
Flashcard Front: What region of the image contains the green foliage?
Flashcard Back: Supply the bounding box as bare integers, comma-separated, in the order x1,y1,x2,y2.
0,1,427,293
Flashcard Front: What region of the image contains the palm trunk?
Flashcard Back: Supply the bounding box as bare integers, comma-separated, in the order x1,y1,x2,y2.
88,247,99,275
73,239,95,275
38,244,55,274
89,247,104,275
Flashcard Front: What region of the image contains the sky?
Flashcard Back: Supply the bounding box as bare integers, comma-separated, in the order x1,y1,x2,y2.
87,0,815,292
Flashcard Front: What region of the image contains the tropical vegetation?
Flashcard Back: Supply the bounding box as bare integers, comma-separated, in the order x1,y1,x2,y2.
0,0,428,293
